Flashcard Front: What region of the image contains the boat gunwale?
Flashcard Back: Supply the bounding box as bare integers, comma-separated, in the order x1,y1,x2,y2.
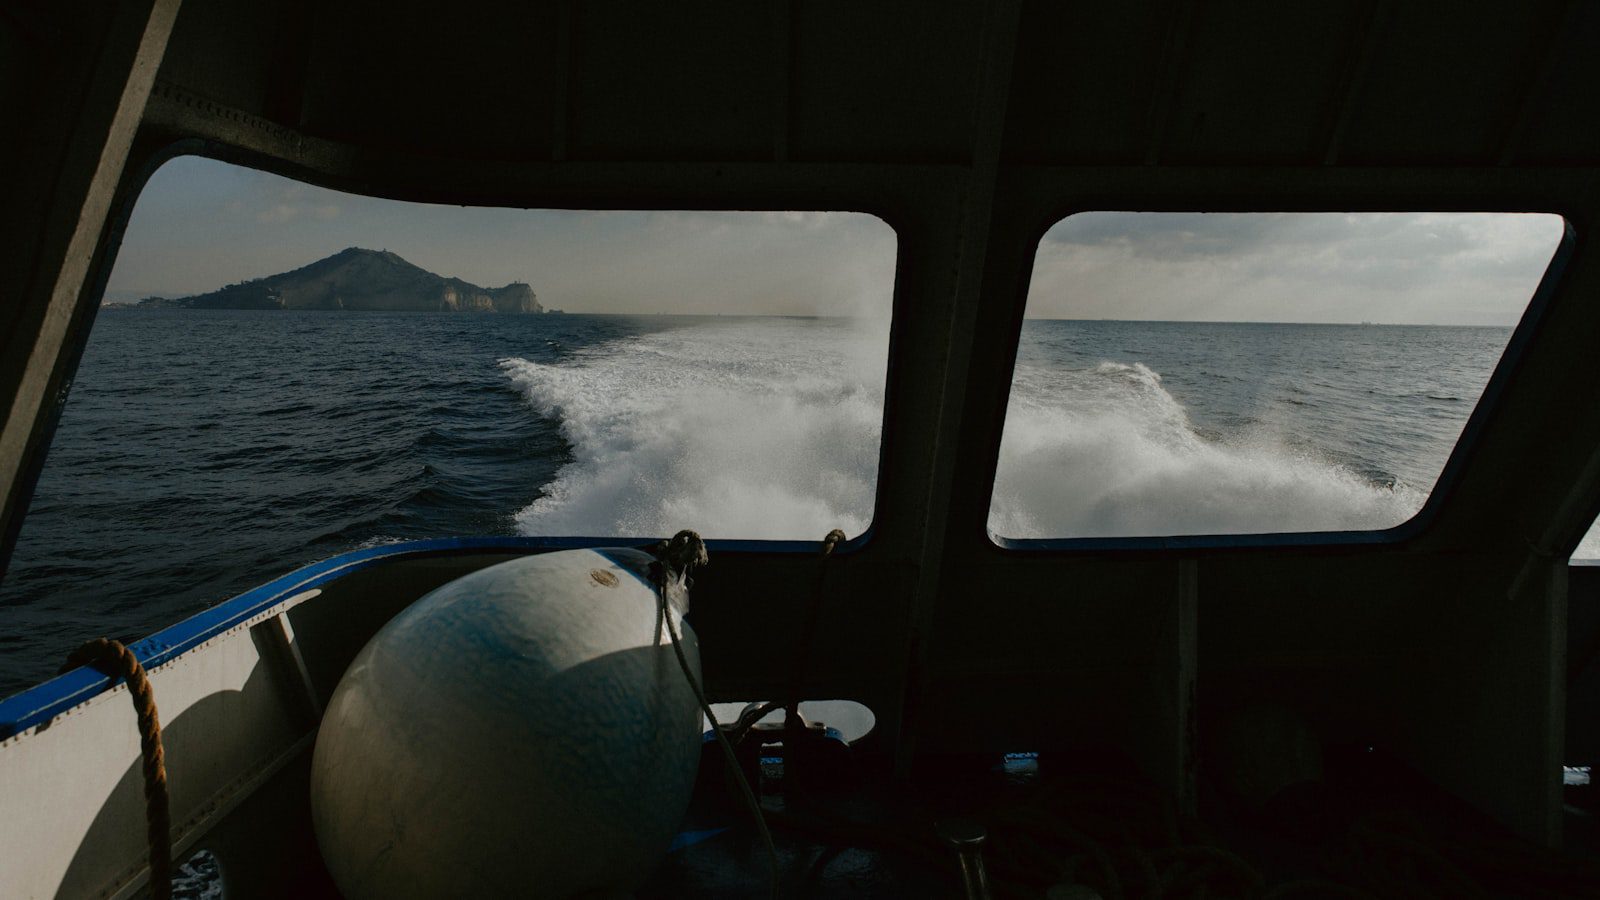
0,533,853,741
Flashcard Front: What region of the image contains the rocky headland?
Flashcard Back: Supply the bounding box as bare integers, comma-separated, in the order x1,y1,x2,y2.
136,248,543,313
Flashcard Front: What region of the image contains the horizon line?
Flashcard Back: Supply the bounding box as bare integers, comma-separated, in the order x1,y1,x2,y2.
98,303,1516,328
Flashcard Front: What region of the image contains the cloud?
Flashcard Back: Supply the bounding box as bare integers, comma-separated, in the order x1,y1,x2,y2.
105,156,896,316
1029,212,1563,325
111,157,1557,326
254,204,297,224
254,202,340,224
245,177,345,225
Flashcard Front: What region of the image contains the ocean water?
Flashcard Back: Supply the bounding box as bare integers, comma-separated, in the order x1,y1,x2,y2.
0,311,885,694
0,311,1572,696
991,320,1506,538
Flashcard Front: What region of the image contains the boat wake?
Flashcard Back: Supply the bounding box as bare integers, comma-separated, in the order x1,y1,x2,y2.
990,360,1424,538
501,318,887,539
503,320,1429,542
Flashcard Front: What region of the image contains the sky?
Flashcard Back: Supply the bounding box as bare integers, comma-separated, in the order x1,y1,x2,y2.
107,156,1564,325
106,156,899,317
1030,211,1564,325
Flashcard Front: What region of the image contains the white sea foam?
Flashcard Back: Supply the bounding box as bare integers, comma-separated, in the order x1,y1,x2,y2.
989,360,1425,538
501,318,888,539
503,320,1429,542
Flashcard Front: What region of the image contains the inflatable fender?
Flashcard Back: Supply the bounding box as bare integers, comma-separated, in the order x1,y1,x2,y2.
310,547,701,899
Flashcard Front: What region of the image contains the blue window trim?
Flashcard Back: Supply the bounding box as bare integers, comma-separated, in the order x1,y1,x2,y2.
0,534,828,741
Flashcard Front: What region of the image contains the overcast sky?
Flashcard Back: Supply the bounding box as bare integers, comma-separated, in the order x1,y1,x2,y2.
107,156,1563,325
107,156,898,317
1031,211,1563,325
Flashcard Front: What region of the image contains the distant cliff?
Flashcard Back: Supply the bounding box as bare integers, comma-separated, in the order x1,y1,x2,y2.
137,248,543,313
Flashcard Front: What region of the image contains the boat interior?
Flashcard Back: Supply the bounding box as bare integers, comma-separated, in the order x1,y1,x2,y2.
5,0,1600,896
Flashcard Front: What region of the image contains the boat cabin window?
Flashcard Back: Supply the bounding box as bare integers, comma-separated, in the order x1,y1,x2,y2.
1575,519,1600,562
0,155,895,695
989,211,1564,543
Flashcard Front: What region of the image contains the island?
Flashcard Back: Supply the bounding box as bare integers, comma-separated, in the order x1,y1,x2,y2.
133,247,543,313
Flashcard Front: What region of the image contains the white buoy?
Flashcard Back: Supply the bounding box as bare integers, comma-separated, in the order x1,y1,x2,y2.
310,546,703,899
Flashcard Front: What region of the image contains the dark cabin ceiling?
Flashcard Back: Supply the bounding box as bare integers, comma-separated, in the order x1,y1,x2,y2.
147,0,1599,170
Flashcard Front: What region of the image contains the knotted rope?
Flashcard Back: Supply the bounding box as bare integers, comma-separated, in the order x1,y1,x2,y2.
650,529,779,899
61,638,170,900
653,528,710,578
785,529,846,729
718,530,849,747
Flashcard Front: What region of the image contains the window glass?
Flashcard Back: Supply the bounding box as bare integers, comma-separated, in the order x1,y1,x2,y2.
0,156,895,695
1575,522,1600,561
990,212,1563,541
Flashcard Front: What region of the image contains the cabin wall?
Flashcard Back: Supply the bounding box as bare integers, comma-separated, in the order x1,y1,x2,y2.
1570,563,1600,771
0,0,182,579
0,595,316,898
4,0,1600,854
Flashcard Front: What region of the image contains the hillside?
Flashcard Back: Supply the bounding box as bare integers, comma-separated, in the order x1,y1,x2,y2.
137,248,542,313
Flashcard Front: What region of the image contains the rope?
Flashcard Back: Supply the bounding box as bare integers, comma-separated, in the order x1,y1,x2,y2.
61,638,170,900
727,699,788,743
785,529,846,729
717,530,849,747
650,530,780,899
653,528,710,577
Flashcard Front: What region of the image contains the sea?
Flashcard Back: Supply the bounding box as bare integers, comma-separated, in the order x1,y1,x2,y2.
1,310,1589,696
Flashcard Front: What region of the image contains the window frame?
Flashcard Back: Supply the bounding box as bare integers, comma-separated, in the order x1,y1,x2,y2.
50,143,912,558
985,207,1578,554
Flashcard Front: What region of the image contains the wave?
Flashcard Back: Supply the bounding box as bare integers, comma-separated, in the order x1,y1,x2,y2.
989,361,1425,538
501,319,888,540
502,319,1427,543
